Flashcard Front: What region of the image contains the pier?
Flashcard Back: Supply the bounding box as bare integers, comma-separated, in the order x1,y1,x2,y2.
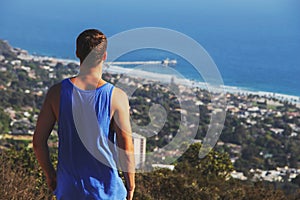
105,59,177,66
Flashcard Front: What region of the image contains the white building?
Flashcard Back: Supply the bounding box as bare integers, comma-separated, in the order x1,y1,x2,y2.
132,132,146,169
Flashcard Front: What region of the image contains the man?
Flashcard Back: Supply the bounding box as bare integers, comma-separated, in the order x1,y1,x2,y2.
33,29,135,200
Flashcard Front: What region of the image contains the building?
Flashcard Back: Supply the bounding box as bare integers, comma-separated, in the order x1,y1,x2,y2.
132,132,146,169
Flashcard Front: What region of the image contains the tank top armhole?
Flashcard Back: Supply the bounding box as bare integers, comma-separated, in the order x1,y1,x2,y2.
58,79,70,128
109,85,115,121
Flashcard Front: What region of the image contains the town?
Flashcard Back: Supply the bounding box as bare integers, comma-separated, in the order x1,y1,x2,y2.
1,39,300,186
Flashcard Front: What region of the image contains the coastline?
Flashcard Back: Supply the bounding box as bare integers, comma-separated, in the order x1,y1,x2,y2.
106,65,300,105
17,52,300,105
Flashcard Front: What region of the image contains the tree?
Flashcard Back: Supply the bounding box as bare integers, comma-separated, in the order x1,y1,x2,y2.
0,109,10,134
175,142,234,179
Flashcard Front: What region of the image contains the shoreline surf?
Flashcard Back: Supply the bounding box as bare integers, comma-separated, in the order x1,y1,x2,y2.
16,52,300,104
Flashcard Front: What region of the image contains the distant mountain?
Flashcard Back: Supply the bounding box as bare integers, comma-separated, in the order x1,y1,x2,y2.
0,40,16,59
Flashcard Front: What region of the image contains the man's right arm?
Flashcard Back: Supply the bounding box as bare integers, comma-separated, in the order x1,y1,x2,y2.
111,87,135,200
33,84,60,191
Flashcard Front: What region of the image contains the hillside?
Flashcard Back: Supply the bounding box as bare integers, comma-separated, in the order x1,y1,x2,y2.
1,39,300,198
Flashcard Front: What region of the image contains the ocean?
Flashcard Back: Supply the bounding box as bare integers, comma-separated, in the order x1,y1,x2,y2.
0,0,300,96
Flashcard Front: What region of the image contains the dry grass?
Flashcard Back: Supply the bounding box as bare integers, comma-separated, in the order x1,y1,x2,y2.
0,147,54,200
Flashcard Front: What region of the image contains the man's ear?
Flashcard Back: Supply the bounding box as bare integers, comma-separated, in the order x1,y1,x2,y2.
76,49,79,58
102,51,107,61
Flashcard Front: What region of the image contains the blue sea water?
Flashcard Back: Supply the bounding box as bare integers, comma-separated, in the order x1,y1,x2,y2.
0,0,300,96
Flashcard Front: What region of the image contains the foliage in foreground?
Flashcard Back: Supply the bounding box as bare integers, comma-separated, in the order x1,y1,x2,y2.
1,143,300,200
0,145,54,200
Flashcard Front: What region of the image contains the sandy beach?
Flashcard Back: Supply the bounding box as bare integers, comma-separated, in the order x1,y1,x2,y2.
103,64,300,104
19,53,300,105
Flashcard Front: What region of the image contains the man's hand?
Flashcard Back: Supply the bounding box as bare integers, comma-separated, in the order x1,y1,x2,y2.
127,189,134,200
46,170,57,191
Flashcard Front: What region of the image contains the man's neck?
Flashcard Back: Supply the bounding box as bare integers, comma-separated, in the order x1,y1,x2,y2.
73,62,105,90
79,61,103,76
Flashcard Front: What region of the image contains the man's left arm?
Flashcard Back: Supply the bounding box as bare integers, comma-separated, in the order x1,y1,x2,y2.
112,88,135,200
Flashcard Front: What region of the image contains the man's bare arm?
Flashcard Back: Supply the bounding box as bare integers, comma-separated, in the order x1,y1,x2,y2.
32,84,60,191
112,88,135,199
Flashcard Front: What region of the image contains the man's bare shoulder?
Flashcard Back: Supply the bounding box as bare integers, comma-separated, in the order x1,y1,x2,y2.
46,83,61,100
112,87,129,110
112,87,128,100
43,83,61,121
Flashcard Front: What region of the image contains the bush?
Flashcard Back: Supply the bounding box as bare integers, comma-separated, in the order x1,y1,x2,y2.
0,147,54,200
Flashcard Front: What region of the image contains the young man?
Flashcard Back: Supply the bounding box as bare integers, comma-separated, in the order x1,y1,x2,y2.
33,29,135,200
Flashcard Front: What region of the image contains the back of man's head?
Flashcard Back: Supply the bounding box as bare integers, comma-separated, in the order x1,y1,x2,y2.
76,29,107,64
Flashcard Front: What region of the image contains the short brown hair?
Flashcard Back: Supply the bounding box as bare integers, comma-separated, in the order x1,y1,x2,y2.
76,29,107,63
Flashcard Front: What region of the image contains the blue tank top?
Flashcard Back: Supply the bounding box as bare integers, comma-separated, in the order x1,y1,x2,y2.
54,78,127,200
